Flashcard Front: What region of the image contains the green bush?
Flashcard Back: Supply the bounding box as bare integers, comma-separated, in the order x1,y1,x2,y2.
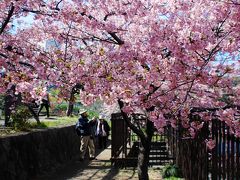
0,95,4,119
51,103,80,116
87,110,99,119
30,122,48,128
0,94,4,109
11,105,32,131
51,103,67,116
162,164,182,178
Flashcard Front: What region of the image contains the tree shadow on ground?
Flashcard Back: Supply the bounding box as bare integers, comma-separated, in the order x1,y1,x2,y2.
34,141,112,180
101,167,138,180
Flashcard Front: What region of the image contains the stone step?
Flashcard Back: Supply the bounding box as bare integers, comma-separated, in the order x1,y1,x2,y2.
149,161,171,166
149,156,171,160
151,141,166,146
151,146,167,151
149,151,168,156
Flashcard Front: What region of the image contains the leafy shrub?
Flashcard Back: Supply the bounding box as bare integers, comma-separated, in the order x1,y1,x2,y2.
54,103,68,111
162,164,182,178
0,95,4,119
51,103,80,116
30,122,48,128
87,109,99,119
11,105,32,130
0,94,4,110
51,103,68,116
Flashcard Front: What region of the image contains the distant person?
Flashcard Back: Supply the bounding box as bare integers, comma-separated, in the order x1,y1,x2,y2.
75,109,95,161
96,115,110,149
90,116,98,144
38,93,50,117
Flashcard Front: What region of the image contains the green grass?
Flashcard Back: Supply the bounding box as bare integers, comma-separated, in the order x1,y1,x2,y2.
30,116,77,128
1,116,79,136
162,164,183,179
164,177,184,180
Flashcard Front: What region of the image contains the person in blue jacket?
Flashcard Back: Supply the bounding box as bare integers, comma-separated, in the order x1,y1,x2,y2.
76,109,95,161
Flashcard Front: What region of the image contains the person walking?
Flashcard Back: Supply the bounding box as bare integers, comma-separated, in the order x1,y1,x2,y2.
96,115,110,149
38,93,50,118
90,116,98,145
75,109,95,161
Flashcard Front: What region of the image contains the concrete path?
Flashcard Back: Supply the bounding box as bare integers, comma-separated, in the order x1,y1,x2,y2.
35,144,162,180
0,114,163,180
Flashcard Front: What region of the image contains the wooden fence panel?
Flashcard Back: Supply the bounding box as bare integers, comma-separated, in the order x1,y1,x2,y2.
167,119,240,180
111,113,128,162
222,122,226,180
210,120,240,180
236,137,240,180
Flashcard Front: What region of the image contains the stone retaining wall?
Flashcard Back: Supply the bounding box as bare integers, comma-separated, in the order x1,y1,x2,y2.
0,126,79,180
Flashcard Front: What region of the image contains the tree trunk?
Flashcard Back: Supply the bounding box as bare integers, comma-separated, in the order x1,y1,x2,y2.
27,105,40,124
4,95,11,126
137,119,154,180
117,99,154,180
4,85,18,126
66,83,83,116
137,141,151,180
66,91,74,116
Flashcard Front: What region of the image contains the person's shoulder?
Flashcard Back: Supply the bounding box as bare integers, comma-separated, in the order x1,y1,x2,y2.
90,119,96,124
78,117,84,122
104,120,109,126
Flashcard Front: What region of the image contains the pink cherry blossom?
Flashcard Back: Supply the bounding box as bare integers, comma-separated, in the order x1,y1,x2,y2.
205,139,216,150
0,0,239,138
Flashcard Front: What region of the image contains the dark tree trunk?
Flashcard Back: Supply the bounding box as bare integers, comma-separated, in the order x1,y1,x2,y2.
4,94,12,126
137,141,151,180
66,90,75,116
4,85,19,126
27,105,40,124
66,84,83,116
137,120,154,180
118,99,155,180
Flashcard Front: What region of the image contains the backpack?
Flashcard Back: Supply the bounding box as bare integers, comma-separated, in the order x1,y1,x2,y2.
75,120,86,136
75,122,82,136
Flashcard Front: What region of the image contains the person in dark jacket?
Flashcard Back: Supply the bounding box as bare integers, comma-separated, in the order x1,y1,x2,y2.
38,93,50,117
76,109,95,161
96,115,110,149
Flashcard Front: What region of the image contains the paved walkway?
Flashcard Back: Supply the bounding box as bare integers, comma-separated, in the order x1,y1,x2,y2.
35,144,162,180
0,116,163,179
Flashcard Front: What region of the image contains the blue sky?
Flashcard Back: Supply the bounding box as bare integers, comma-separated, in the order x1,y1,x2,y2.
12,14,34,33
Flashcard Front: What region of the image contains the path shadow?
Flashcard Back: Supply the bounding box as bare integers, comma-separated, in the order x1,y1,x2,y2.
101,166,120,180
34,141,112,180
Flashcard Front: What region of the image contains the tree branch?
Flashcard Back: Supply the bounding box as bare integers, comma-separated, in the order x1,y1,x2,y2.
19,61,35,69
118,99,146,141
55,0,63,11
21,8,53,16
0,53,8,58
190,104,240,113
79,11,124,45
0,3,15,35
108,32,124,45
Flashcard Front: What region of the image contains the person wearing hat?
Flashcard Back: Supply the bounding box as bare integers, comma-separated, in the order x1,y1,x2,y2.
75,109,95,161
96,115,110,149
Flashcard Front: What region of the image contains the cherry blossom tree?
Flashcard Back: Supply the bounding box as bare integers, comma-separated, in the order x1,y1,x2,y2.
1,0,240,179
0,0,71,124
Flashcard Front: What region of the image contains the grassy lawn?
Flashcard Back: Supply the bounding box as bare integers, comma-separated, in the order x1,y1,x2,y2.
30,116,77,128
0,116,78,137
164,177,184,180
